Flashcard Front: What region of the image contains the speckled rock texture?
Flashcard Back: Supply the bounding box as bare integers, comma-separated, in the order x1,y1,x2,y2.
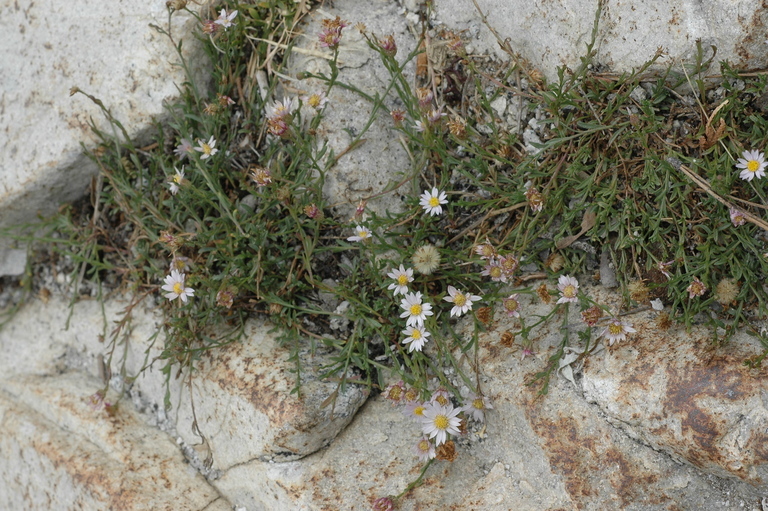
434,0,768,81
0,289,765,509
200,285,766,510
288,0,418,220
171,319,370,469
582,310,768,495
0,0,210,276
0,372,229,511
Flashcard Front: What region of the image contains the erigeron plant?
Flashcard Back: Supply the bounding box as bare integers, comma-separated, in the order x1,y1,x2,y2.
4,1,768,508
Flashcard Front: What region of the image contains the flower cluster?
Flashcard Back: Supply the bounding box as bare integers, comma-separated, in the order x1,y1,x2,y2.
201,9,238,35
318,16,348,50
475,242,520,284
382,383,491,464
266,97,298,138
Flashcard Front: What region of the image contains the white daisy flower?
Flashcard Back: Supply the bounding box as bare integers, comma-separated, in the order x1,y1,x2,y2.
413,436,436,462
214,9,238,28
194,136,218,159
600,317,637,346
347,225,372,242
420,402,462,446
161,270,195,303
386,265,414,296
403,401,429,421
266,97,298,120
419,187,448,216
556,275,579,304
461,390,493,422
430,388,451,407
402,325,430,352
443,285,481,317
169,166,185,195
301,91,328,110
399,291,433,327
736,149,767,182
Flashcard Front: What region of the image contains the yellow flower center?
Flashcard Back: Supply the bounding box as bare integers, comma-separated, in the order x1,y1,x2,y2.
563,285,576,298
418,439,430,451
397,275,409,285
201,143,211,155
308,94,321,107
435,395,449,406
505,299,518,312
608,323,623,335
748,160,760,172
411,329,422,340
434,414,449,430
173,174,183,184
173,282,184,295
453,293,467,307
472,398,484,410
489,267,502,278
389,387,402,400
410,304,422,316
358,229,369,238
414,405,426,416
428,197,440,207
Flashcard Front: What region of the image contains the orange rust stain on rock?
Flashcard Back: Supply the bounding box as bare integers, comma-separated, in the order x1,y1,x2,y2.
521,408,596,508
603,447,662,507
522,391,671,509
662,355,748,470
203,342,288,419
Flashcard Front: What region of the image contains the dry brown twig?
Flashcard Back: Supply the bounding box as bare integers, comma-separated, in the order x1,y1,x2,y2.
667,157,768,232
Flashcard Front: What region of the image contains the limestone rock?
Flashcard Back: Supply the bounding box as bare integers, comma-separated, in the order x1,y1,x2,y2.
0,372,228,510
172,319,369,469
288,0,418,219
434,0,768,81
0,0,210,271
201,287,763,510
582,313,768,496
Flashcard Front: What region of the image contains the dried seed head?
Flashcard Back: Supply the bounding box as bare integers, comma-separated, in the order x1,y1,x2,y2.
268,302,283,315
379,34,397,57
412,244,441,275
656,311,672,330
166,0,188,9
627,280,650,303
216,288,235,309
546,252,565,272
304,203,324,220
416,87,434,109
276,186,292,203
525,187,544,213
715,278,740,306
402,386,419,403
536,283,552,304
435,440,458,462
580,305,603,327
203,102,219,115
496,144,513,160
475,306,492,325
159,230,182,250
447,116,467,138
250,165,272,187
500,330,515,347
